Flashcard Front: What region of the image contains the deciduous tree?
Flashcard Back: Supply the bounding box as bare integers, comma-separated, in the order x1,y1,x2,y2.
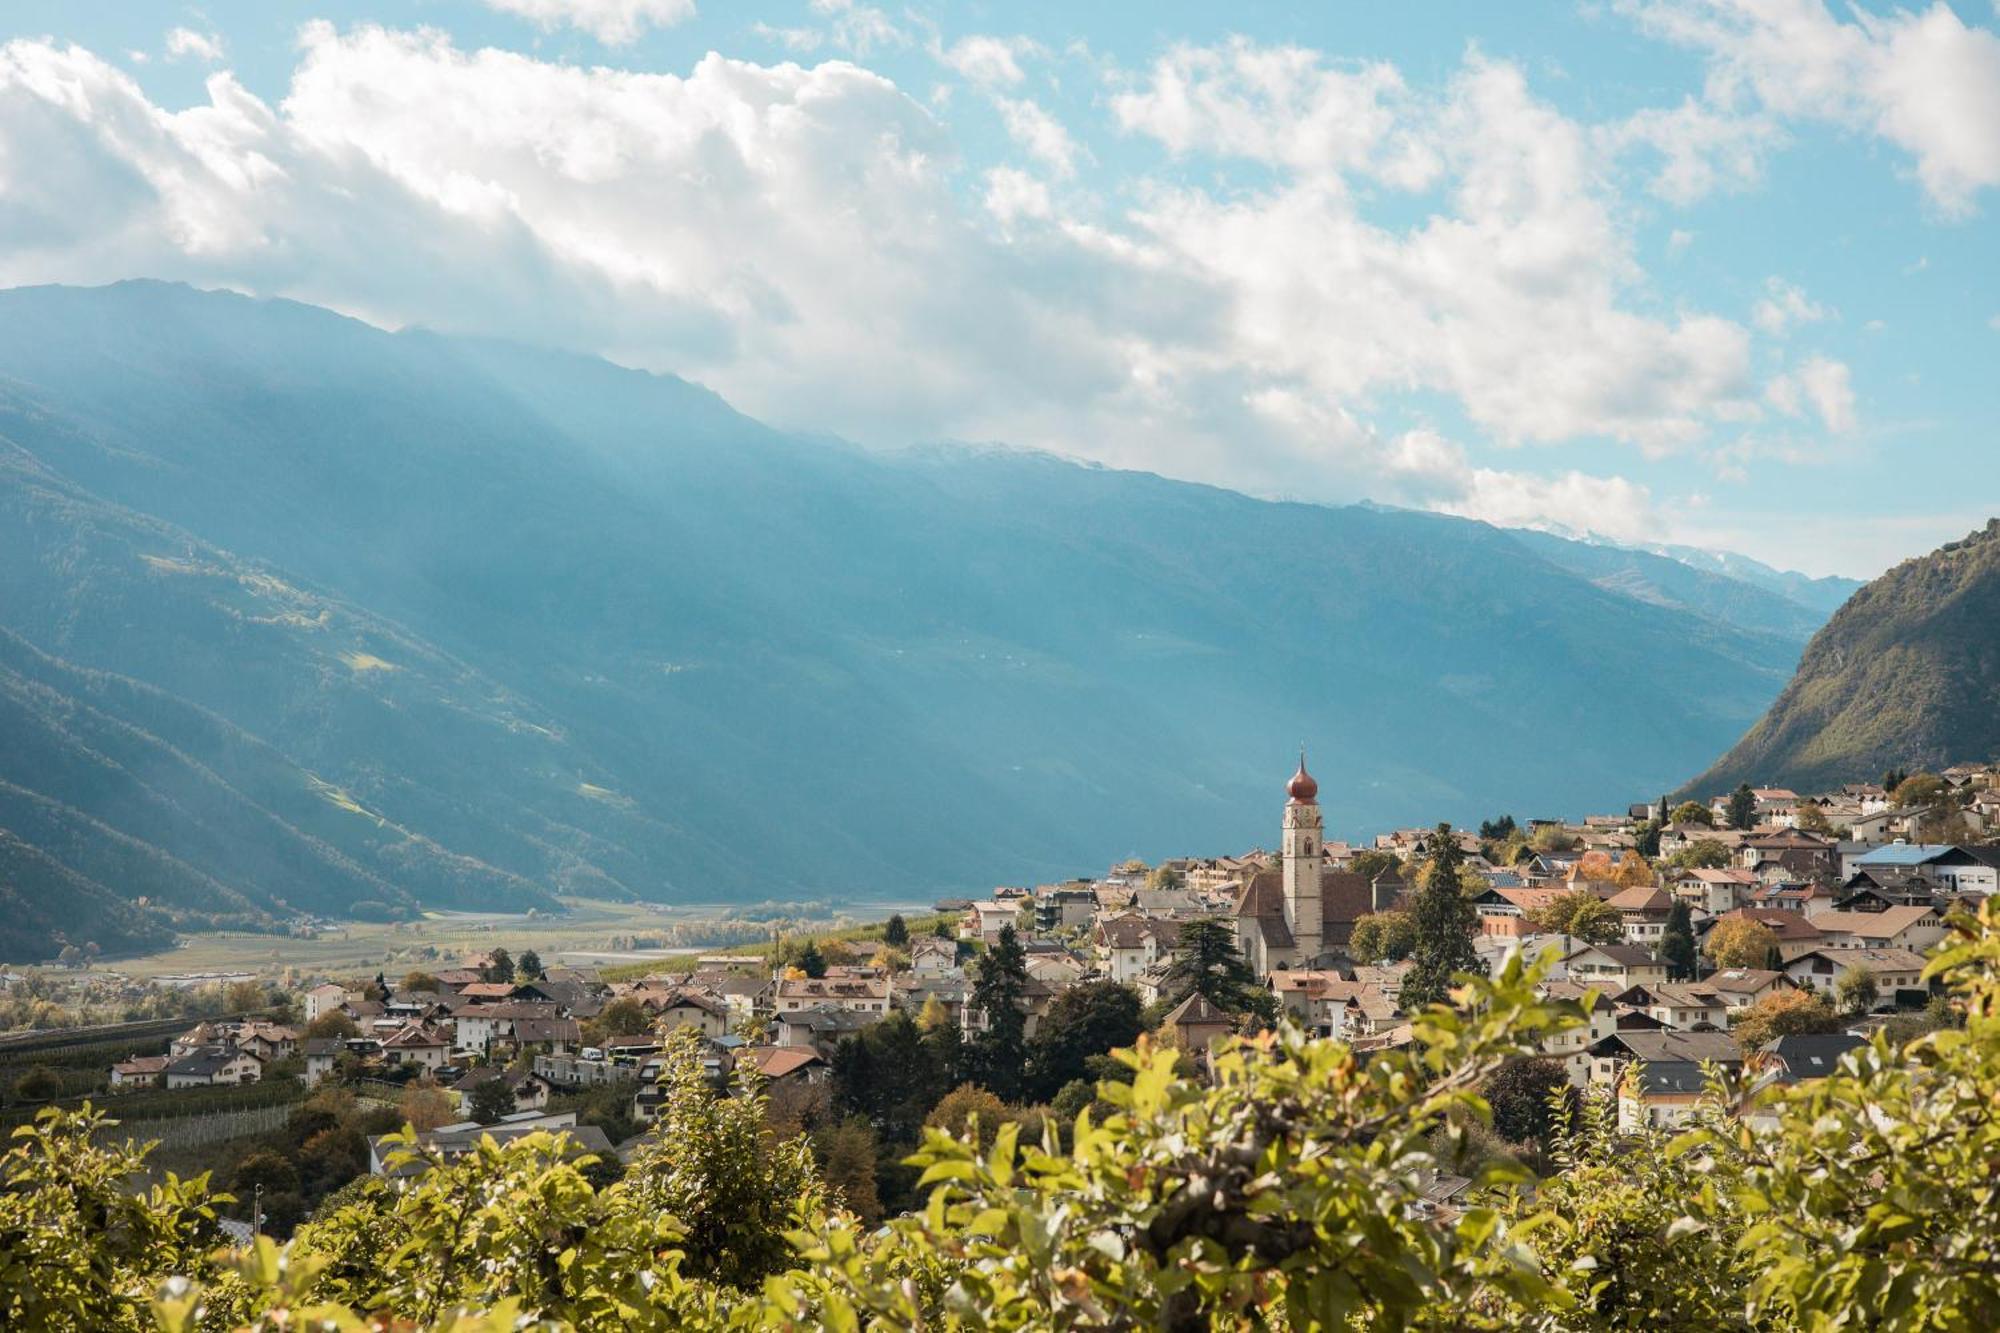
1525,891,1624,945
1705,917,1780,971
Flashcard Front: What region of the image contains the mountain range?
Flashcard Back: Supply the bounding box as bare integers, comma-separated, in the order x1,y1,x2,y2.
1687,519,2000,798
0,282,1853,958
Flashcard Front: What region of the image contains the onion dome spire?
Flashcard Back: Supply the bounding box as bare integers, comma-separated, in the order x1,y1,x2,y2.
1287,748,1318,803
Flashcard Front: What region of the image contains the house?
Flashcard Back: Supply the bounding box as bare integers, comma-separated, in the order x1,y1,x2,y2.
644,987,729,1037
1024,951,1088,988
1738,829,1832,878
773,1005,877,1055
1666,866,1757,915
1617,1061,1719,1130
773,975,891,1017
1470,885,1565,938
449,1067,553,1116
1536,980,1622,1085
1784,948,1929,1008
1165,992,1234,1059
1754,1033,1868,1085
1270,972,1399,1039
510,1018,582,1055
1093,915,1180,983
380,1023,451,1070
1701,968,1796,1009
302,983,359,1024
1033,885,1098,933
1587,1029,1741,1091
910,936,960,976
1811,906,1946,954
109,1054,170,1089
961,901,1021,945
1613,982,1730,1031
453,1002,563,1055
1606,886,1675,945
1854,843,1998,896
164,1047,263,1089
367,1112,607,1176
232,1022,300,1062
301,1037,344,1086
741,1044,828,1086
1563,944,1668,988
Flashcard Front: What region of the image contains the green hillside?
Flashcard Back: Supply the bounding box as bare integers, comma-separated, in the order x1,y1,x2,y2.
1686,519,2000,795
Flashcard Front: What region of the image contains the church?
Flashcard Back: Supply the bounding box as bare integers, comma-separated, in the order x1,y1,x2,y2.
1234,754,1377,975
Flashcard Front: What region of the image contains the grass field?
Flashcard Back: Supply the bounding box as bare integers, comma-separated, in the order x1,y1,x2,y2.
110,898,932,981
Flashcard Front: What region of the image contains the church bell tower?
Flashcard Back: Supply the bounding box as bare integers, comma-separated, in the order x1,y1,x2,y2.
1282,751,1324,963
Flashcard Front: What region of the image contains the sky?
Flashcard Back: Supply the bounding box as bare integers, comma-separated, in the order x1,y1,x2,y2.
2,2,1996,578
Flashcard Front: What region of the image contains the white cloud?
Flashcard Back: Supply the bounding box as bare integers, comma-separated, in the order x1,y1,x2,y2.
1766,355,1856,432
940,35,1034,87
995,97,1082,178
1752,277,1831,335
482,0,695,46
0,28,1802,543
1621,0,2000,215
164,28,225,64
1601,95,1781,203
805,0,909,57
1988,313,2000,331
982,166,1050,224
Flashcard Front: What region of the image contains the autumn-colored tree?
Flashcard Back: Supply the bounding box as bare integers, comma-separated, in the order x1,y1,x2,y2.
1670,801,1715,827
1705,916,1781,970
923,1083,1010,1151
1611,856,1655,887
397,1083,457,1132
1732,987,1842,1050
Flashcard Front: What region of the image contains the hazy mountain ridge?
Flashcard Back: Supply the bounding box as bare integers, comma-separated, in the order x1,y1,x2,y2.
1687,519,2000,796
0,282,1834,958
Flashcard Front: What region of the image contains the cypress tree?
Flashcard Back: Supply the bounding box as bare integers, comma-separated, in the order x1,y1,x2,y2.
1400,823,1482,1011
1661,898,1698,981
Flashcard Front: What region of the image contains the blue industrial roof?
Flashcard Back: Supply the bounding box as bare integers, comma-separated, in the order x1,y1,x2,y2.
1854,843,1957,866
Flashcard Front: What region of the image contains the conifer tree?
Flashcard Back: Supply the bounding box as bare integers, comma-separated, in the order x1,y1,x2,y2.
1158,917,1268,1018
1727,783,1758,831
1661,898,1698,981
1399,823,1481,1011
968,926,1029,1099
882,914,909,948
796,939,827,979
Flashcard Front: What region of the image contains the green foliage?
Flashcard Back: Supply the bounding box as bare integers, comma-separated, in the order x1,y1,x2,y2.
623,1027,830,1290
1666,837,1733,870
1157,917,1271,1020
882,914,909,948
967,926,1029,1100
1725,783,1758,831
1669,801,1714,827
795,939,827,980
516,948,543,980
18,908,2000,1330
1348,909,1417,963
1350,848,1400,881
1833,964,1879,1016
481,948,515,983
1401,824,1482,1011
1531,824,1579,853
1661,898,1698,981
830,1010,960,1147
1480,1056,1575,1148
1147,866,1186,891
468,1077,516,1124
0,1106,226,1331
1025,979,1144,1102
1525,890,1624,945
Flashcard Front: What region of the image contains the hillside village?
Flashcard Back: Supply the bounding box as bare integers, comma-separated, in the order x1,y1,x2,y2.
64,753,1996,1224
